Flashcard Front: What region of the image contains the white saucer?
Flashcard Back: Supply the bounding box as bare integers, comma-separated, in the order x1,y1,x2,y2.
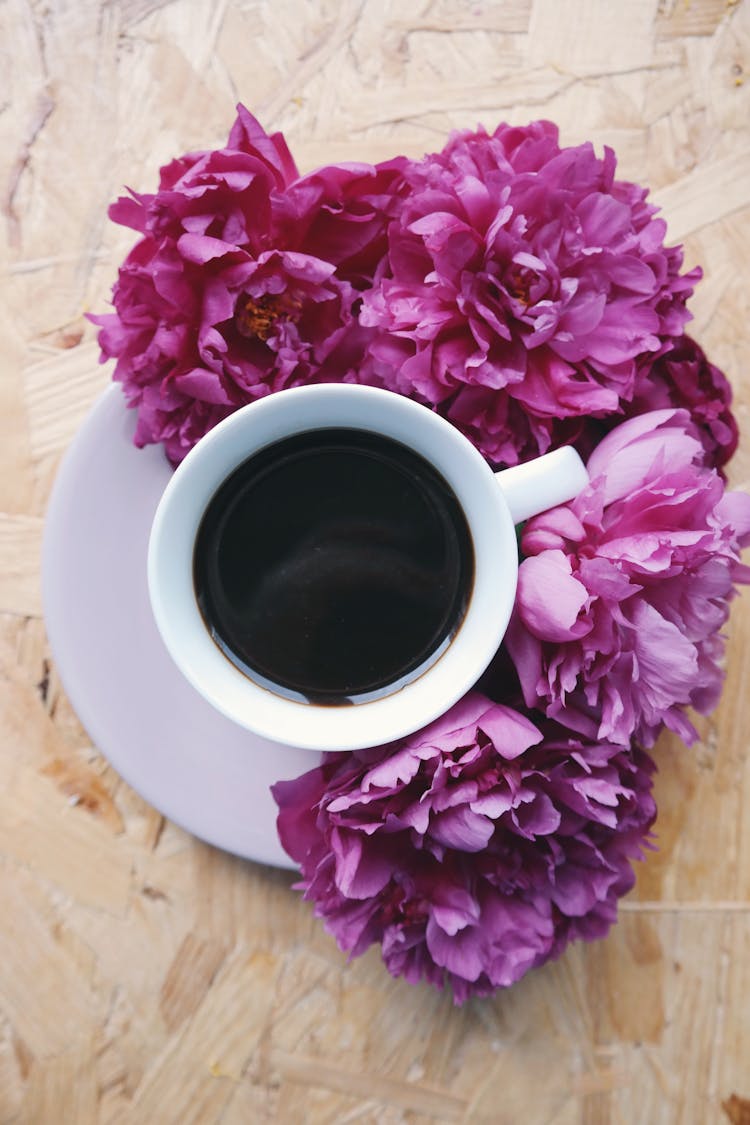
42,386,319,868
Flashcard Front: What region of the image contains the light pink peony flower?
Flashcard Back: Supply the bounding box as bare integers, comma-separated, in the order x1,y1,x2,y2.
506,409,750,747
357,120,701,465
91,107,405,463
273,692,655,1002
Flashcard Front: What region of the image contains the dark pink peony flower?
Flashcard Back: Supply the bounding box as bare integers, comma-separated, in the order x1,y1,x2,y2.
273,692,655,1002
106,104,300,247
506,409,750,747
629,335,739,470
91,107,405,463
357,120,700,465
286,157,408,286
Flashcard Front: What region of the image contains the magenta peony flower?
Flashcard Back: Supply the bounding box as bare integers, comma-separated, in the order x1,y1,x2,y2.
629,335,739,470
286,157,408,286
105,104,300,247
273,693,655,1002
506,409,750,747
91,107,405,463
357,120,700,466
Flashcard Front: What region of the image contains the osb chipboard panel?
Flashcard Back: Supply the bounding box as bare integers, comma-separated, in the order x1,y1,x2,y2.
2,1,750,1122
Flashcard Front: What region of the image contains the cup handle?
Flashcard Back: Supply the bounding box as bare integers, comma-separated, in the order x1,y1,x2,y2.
495,446,589,525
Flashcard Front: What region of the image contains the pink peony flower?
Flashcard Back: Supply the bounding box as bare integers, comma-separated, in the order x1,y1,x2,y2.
506,409,750,747
91,107,405,463
105,104,300,247
286,157,408,287
273,693,655,1003
357,120,700,465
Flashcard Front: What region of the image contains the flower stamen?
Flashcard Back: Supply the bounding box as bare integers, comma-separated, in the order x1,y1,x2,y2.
505,265,535,307
236,292,303,341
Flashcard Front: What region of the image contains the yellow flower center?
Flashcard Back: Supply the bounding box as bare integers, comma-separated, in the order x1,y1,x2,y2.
235,292,302,342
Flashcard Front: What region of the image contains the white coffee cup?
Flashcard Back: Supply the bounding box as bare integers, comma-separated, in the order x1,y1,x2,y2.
148,384,587,752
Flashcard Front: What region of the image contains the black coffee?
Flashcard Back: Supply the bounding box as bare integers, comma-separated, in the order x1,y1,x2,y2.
193,428,474,704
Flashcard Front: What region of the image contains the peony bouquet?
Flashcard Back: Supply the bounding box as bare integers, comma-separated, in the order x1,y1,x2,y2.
93,107,750,1001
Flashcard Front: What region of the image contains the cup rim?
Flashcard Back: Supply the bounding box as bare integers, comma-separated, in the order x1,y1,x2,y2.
147,384,518,751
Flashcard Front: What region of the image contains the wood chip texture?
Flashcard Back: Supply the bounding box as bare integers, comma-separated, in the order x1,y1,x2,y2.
2,1,750,1121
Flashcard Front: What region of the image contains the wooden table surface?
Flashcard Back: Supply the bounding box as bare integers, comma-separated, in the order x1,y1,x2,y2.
3,1,750,1122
